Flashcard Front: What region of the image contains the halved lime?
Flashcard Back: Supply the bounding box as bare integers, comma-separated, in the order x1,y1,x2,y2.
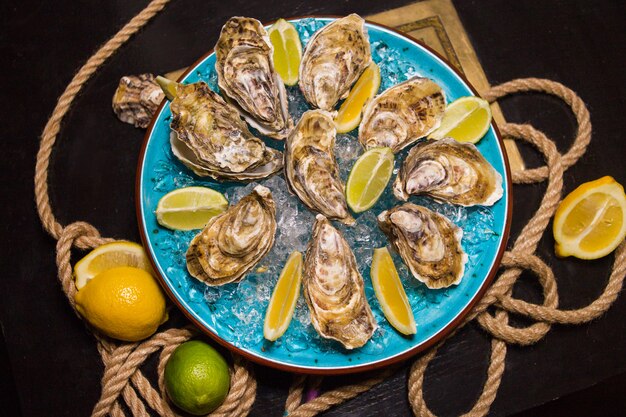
156,186,228,231
429,96,492,143
346,147,394,213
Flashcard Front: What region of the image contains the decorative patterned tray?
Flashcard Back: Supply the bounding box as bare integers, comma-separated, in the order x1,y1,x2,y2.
137,17,511,374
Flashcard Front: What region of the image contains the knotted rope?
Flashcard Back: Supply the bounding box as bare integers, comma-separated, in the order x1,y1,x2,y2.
34,1,625,416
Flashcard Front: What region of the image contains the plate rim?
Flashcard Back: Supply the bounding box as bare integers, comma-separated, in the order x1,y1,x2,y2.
135,15,513,375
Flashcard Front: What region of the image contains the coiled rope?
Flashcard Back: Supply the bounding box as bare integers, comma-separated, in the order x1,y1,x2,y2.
35,1,625,415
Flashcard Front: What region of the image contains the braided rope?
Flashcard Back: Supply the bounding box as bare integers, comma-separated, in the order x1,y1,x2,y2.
33,1,624,415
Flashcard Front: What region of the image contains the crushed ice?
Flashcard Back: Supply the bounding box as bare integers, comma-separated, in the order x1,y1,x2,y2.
150,19,500,355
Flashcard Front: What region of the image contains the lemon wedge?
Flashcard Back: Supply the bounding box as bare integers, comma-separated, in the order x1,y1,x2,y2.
156,186,228,231
156,75,179,100
371,247,416,335
74,242,154,290
268,19,302,86
429,96,492,143
335,62,381,133
553,176,626,259
346,147,394,213
264,251,303,341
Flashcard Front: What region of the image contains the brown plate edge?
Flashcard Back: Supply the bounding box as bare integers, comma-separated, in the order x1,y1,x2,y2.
135,15,513,375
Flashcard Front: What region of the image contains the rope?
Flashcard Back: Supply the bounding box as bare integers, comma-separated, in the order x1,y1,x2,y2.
32,0,624,415
34,1,256,416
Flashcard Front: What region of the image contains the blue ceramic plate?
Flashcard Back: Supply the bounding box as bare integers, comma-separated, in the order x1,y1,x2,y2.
137,17,511,374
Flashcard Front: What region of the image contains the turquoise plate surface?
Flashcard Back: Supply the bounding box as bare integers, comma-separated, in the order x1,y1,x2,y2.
137,17,511,374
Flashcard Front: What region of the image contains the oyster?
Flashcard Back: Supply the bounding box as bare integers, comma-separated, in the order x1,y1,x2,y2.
163,79,282,181
303,214,376,349
112,74,164,128
359,77,446,153
215,17,292,139
284,110,355,225
393,137,503,206
378,204,467,289
187,185,277,286
299,14,371,111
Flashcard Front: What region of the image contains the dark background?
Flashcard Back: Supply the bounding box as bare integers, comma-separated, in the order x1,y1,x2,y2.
2,0,626,416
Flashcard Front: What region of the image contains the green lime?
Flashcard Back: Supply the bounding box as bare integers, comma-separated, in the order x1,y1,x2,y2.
164,340,230,415
345,147,394,213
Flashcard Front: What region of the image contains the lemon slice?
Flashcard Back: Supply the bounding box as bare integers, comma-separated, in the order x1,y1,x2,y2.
264,251,303,341
268,19,302,86
335,62,381,133
74,242,154,290
371,247,416,335
429,96,492,143
553,176,626,259
346,147,394,213
156,186,228,231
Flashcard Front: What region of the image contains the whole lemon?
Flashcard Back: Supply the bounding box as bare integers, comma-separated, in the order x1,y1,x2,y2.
75,266,168,341
164,340,230,415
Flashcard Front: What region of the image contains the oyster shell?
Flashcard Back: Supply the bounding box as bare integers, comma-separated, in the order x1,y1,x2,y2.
299,14,371,111
303,214,376,349
378,204,467,289
393,137,503,206
166,80,282,181
215,17,292,139
187,185,277,286
359,77,446,153
284,110,355,225
112,74,164,128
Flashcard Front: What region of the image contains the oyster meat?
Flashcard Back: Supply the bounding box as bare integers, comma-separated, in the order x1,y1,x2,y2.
393,137,503,206
165,80,283,181
299,14,371,111
284,110,355,225
359,77,446,153
187,185,277,286
378,204,468,289
215,17,292,139
303,214,376,349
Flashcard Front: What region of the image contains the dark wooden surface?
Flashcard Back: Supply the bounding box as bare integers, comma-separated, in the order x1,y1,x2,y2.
1,0,626,416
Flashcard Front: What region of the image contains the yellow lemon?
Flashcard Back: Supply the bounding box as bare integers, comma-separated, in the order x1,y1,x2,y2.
264,251,302,341
429,96,492,143
75,266,168,341
371,247,416,335
553,176,626,259
335,62,381,133
268,19,302,86
346,147,394,213
74,241,154,290
156,186,228,231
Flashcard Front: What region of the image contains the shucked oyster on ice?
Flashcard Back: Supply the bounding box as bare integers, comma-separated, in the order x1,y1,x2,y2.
215,17,292,140
284,110,355,225
162,80,283,181
393,137,503,206
303,214,376,349
187,185,277,286
378,204,468,289
359,77,446,153
299,14,371,111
